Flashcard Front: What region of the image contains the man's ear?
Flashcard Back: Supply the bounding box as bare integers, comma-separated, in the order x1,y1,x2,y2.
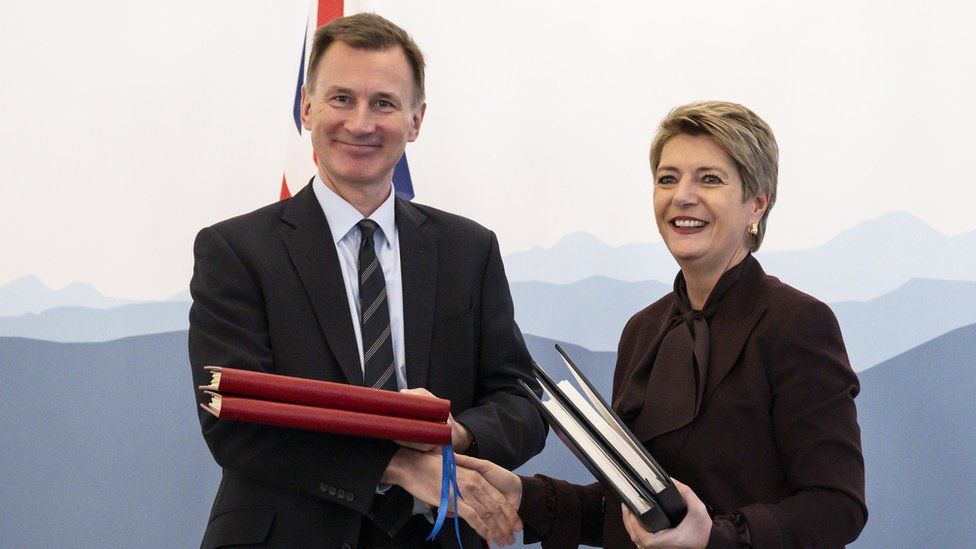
407,102,426,142
299,85,312,130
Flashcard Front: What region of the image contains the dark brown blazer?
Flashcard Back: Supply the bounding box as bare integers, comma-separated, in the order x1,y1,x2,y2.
188,183,547,548
520,256,866,548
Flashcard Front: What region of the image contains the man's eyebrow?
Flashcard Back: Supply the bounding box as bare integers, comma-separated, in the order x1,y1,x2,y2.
323,85,355,96
373,91,403,102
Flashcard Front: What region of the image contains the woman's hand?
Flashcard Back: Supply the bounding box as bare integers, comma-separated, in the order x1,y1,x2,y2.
621,478,712,549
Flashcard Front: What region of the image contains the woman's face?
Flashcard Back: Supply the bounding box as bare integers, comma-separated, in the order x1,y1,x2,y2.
653,134,767,276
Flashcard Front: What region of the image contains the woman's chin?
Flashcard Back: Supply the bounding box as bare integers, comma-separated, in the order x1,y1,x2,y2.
665,245,707,265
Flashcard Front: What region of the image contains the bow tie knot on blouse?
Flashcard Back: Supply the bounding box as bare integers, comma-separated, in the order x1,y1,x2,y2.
617,257,748,441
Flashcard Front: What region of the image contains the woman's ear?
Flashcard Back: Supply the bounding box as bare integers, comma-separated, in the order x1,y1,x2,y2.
751,191,768,223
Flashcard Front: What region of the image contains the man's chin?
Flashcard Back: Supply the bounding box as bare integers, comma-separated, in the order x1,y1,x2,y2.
320,169,396,193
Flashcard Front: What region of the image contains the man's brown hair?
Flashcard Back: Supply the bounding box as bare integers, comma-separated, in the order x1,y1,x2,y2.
306,13,426,107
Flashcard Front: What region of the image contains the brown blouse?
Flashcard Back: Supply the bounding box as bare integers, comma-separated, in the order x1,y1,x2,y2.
518,256,867,548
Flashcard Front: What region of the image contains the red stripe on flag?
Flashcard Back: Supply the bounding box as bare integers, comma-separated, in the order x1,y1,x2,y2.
280,174,292,200
317,0,343,27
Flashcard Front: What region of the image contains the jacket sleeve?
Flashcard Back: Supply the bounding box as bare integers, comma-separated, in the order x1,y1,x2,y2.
735,299,868,547
453,231,548,470
519,476,607,548
188,225,398,515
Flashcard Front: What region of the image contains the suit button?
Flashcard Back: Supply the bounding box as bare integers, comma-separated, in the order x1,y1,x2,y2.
329,486,337,496
346,492,355,502
341,544,352,549
336,489,345,499
319,482,330,493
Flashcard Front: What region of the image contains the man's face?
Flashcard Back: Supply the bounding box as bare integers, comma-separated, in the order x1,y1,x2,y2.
301,41,425,193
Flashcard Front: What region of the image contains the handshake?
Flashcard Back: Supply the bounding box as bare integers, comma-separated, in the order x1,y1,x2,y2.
380,388,526,547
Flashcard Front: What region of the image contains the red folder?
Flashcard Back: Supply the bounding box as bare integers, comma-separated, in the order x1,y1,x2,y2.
197,366,460,542
200,366,450,423
201,392,452,445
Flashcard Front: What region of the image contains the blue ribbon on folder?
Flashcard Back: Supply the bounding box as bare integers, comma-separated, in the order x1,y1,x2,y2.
427,444,463,547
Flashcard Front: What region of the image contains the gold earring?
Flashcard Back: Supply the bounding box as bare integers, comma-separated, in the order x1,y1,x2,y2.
747,222,759,236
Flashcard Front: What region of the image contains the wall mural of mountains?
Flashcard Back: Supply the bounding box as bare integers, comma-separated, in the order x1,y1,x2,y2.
851,323,976,548
2,328,972,547
505,212,976,303
0,332,219,548
0,275,140,317
2,211,973,547
4,276,974,373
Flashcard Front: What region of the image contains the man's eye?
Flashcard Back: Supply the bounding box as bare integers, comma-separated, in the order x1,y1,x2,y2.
376,99,395,110
657,175,676,185
330,95,351,105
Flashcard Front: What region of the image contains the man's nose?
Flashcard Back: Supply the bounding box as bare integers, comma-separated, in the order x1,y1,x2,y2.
345,104,375,135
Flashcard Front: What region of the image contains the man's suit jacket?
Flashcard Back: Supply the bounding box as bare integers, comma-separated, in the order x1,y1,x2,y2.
520,256,867,548
188,183,547,548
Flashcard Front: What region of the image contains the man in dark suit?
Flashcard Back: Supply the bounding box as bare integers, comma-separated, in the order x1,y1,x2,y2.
188,13,546,548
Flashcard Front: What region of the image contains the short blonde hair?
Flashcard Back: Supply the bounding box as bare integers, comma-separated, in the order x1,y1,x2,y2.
649,101,778,251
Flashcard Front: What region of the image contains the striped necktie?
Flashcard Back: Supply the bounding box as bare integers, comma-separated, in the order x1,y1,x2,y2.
356,219,397,391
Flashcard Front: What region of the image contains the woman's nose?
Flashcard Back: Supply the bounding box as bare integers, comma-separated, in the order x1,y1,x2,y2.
672,177,698,206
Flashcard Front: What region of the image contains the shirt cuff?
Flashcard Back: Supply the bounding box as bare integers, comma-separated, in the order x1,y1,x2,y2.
412,497,435,522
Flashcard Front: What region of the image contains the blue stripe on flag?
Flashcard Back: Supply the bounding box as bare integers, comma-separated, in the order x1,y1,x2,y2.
292,26,308,133
392,153,414,200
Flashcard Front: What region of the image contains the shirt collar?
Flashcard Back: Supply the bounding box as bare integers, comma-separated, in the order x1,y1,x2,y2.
312,175,397,249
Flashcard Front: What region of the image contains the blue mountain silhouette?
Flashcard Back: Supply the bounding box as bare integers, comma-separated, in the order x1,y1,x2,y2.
4,327,968,547
503,212,976,302
0,301,191,342
3,276,976,374
0,331,218,548
511,277,671,352
513,276,976,372
0,275,138,316
852,322,976,547
832,278,976,369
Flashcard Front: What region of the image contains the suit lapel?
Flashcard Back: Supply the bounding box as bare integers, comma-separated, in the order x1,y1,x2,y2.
396,198,436,389
281,184,364,385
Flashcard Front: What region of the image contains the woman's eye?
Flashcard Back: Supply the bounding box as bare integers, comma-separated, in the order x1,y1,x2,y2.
657,175,676,185
703,174,724,185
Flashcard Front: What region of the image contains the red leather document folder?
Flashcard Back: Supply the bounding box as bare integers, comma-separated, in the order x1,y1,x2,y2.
200,366,450,423
200,392,452,445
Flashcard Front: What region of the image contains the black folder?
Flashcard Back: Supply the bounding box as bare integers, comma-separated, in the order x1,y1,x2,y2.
518,344,687,532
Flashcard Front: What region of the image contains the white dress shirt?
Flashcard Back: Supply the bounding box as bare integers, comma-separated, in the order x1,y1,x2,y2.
313,177,434,517
312,175,407,390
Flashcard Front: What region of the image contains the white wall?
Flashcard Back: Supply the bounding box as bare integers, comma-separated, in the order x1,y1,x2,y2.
2,0,975,299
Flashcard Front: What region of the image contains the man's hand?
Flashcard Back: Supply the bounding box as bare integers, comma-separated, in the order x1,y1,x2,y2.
453,453,523,517
381,447,520,545
394,388,473,453
621,478,712,549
